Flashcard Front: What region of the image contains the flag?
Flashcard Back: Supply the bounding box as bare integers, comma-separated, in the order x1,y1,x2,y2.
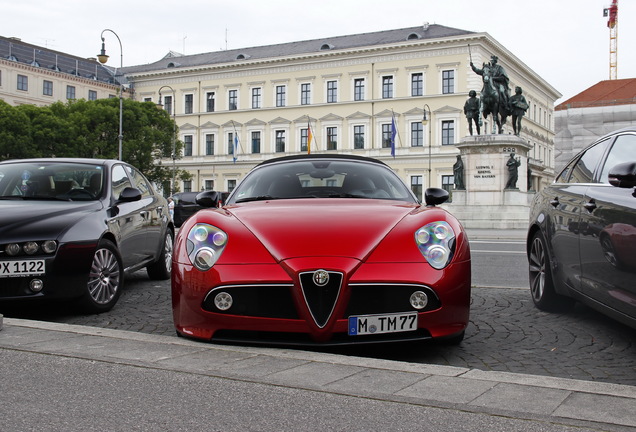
307,120,313,154
390,114,397,158
232,133,239,163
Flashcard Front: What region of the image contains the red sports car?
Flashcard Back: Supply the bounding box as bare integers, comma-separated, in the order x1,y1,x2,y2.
172,154,471,346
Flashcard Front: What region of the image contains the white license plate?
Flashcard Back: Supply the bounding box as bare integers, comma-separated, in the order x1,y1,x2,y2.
0,260,45,278
348,312,418,336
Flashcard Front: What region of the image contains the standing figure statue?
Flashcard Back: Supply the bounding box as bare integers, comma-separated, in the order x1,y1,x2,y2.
505,152,521,189
453,155,465,190
510,86,529,136
464,90,480,135
471,55,511,134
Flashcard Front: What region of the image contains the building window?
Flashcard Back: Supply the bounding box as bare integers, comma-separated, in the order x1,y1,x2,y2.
411,73,423,96
164,95,173,115
442,70,454,94
441,120,455,145
206,92,215,112
143,97,151,102
251,131,261,154
276,85,286,107
43,80,53,96
442,175,454,202
184,94,193,114
411,176,423,201
227,179,237,193
382,124,392,148
354,78,365,101
183,180,192,193
228,90,238,110
327,80,337,103
88,90,97,101
204,180,214,191
301,128,309,152
66,85,76,100
327,127,337,150
354,125,365,149
205,134,215,155
382,76,393,99
184,135,193,156
301,83,311,105
228,133,235,155
251,88,261,109
17,74,28,91
275,130,285,152
411,122,423,147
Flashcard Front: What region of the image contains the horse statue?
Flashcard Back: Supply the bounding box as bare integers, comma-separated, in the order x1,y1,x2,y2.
478,65,509,134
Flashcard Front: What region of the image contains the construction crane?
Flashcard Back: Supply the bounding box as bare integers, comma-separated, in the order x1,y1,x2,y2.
604,0,619,80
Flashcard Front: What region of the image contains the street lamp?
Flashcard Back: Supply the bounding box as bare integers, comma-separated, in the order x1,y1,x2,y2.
421,104,432,186
157,86,177,196
97,29,124,161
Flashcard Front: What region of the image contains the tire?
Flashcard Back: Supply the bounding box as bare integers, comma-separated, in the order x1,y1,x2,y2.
77,239,123,313
147,230,173,280
528,231,574,312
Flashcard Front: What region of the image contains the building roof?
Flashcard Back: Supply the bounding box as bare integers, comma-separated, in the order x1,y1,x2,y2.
556,78,636,110
123,24,474,75
0,35,118,84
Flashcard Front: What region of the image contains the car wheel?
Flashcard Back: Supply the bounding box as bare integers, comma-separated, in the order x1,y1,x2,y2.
528,231,574,312
78,239,123,313
147,230,173,280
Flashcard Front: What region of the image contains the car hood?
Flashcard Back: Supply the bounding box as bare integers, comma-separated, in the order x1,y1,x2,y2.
229,199,418,261
0,200,102,239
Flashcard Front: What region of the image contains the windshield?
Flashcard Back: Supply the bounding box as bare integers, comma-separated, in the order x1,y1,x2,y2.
229,158,417,204
0,162,104,201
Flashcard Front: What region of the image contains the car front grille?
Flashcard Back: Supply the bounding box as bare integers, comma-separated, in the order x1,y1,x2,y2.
343,283,441,317
202,284,298,319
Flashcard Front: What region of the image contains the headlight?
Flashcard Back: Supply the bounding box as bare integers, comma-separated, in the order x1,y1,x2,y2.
415,221,455,270
186,223,228,271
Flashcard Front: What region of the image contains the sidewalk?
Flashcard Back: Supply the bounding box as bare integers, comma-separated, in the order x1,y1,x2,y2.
1,317,635,430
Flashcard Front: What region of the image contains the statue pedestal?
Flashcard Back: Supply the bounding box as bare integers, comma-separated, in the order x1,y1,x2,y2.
443,135,535,229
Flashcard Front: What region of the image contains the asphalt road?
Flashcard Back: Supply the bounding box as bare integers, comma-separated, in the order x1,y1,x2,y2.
2,238,636,386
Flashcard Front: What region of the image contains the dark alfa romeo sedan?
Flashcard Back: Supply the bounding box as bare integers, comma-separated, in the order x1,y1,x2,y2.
527,127,636,329
0,158,174,312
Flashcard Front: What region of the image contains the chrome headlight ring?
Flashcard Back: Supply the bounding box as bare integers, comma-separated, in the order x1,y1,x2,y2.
186,223,228,271
415,221,456,270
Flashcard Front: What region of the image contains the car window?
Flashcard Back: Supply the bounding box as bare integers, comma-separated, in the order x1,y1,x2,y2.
126,166,153,197
567,139,610,184
111,165,133,198
599,133,636,184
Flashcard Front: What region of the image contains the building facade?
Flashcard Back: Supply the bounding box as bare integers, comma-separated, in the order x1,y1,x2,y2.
0,35,124,107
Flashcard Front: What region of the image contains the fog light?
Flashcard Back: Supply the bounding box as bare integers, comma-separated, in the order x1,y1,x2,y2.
6,243,20,256
214,292,233,311
30,279,44,293
194,248,216,271
410,291,428,310
42,240,57,254
24,242,39,255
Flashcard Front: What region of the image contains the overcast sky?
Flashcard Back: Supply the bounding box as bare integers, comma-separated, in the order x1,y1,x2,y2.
4,0,634,102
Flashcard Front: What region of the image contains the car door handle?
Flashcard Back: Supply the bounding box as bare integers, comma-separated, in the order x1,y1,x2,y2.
584,200,597,212
550,197,559,208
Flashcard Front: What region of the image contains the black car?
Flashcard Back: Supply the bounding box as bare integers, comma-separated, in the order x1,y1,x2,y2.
172,191,228,226
0,158,174,312
527,127,636,329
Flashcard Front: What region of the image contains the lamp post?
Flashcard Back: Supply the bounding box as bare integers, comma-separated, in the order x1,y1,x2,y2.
157,86,177,196
421,104,432,186
97,29,124,161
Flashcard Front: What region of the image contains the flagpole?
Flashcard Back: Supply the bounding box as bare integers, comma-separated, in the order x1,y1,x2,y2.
306,115,313,154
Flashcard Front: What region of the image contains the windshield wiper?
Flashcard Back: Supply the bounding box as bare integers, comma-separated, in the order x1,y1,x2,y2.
235,195,276,203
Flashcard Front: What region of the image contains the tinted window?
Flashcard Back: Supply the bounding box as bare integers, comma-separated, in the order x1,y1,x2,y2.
599,133,636,184
126,166,152,197
568,139,610,184
111,165,133,198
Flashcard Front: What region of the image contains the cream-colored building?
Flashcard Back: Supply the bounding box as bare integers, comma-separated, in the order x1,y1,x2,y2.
133,26,560,197
0,35,123,106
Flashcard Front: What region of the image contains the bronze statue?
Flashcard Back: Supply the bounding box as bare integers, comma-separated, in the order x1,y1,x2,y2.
510,86,529,136
505,152,521,189
470,55,510,134
453,155,465,190
464,90,480,135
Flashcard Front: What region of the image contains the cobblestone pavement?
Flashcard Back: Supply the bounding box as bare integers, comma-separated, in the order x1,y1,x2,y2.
3,271,636,387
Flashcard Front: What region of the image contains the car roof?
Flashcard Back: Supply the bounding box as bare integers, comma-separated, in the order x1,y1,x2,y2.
255,153,389,168
0,158,119,166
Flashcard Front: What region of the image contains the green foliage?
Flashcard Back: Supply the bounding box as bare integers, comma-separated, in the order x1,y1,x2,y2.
0,98,189,191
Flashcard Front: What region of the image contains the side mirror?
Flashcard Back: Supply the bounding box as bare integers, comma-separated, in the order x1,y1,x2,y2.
424,188,449,206
608,162,636,188
117,187,142,203
196,190,220,208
